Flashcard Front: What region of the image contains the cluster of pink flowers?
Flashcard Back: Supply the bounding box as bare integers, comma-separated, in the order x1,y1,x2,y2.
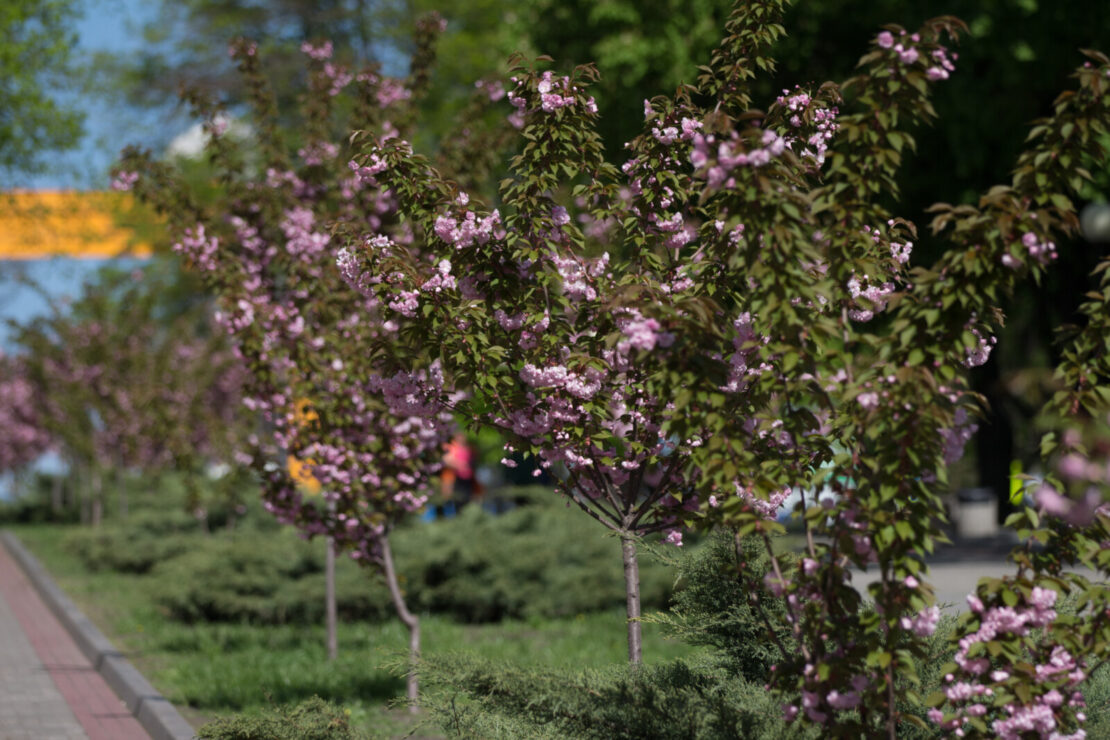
474,78,505,102
550,251,609,301
963,325,996,368
932,587,1089,739
511,70,596,114
720,312,771,393
899,604,940,637
776,86,840,165
1020,231,1058,264
846,274,895,322
376,78,411,108
938,407,979,464
616,310,675,355
325,64,353,96
691,128,788,188
110,170,138,191
1034,446,1110,526
173,222,220,272
651,116,701,145
871,220,915,265
300,41,333,60
299,141,338,166
780,636,877,723
879,27,959,87
348,152,390,184
0,356,52,471
281,207,331,262
433,208,503,250
300,41,354,95
734,482,790,519
518,362,602,400
689,86,843,189
876,29,958,81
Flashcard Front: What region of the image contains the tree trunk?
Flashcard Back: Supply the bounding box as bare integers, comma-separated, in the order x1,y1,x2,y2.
63,470,73,511
51,473,63,516
116,469,128,520
90,469,103,527
326,534,338,661
380,532,420,711
621,534,643,665
79,475,89,525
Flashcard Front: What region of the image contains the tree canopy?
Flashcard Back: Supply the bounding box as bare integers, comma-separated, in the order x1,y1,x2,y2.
0,0,84,177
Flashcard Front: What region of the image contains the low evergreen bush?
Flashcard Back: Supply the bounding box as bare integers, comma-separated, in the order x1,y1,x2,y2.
197,696,366,740
423,655,802,740
141,487,680,625
64,509,204,574
651,530,793,681
390,488,677,622
150,531,393,624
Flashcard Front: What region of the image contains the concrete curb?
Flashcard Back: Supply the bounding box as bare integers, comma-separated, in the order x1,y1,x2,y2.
0,530,196,740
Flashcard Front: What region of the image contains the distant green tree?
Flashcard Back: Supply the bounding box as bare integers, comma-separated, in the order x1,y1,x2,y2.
0,0,84,176
504,0,734,155
92,0,410,120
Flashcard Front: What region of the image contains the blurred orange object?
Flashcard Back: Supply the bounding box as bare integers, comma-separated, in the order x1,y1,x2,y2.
287,454,321,495
286,399,321,494
0,191,153,259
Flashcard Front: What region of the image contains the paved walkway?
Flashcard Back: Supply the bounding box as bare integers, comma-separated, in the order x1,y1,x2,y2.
0,541,148,740
856,560,1102,613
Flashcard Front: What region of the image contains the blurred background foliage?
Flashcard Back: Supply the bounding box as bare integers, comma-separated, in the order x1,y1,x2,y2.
0,0,84,177
4,0,1109,538
80,0,1110,514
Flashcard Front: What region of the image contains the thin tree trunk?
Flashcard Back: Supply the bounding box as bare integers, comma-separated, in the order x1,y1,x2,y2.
90,468,102,527
116,468,128,520
380,532,420,711
887,664,898,739
621,533,643,665
326,534,338,661
51,473,63,515
79,468,89,525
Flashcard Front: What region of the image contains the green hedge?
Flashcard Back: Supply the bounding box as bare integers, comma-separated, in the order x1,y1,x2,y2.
197,696,366,740
150,531,393,624
390,491,677,622
64,486,684,625
64,509,205,574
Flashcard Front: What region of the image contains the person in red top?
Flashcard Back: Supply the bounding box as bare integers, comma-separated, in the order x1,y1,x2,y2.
438,434,483,514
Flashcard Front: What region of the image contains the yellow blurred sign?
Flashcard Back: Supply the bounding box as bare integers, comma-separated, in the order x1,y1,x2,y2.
286,399,321,494
287,454,321,495
0,191,152,259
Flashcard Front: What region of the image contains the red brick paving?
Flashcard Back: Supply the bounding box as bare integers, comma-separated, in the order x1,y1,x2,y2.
0,541,149,740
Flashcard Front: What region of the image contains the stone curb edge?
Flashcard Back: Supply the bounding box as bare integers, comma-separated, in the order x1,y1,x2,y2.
1,530,196,740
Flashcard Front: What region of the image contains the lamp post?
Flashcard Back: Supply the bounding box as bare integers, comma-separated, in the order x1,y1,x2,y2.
1081,202,1110,243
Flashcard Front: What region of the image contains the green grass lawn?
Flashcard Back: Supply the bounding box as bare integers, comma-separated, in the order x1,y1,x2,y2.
10,523,703,738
